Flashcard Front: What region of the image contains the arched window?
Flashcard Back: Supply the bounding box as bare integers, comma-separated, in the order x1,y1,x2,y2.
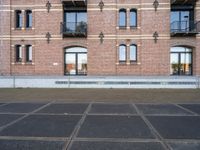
119,45,126,62
64,47,87,75
16,45,22,62
119,9,126,27
16,10,22,28
26,45,32,62
170,46,192,75
26,10,32,28
130,9,137,27
130,44,137,62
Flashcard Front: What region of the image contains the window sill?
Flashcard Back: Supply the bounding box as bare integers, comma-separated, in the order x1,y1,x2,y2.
116,62,141,65
25,27,33,30
13,62,23,65
130,26,137,29
118,26,127,30
25,61,34,65
15,28,23,30
130,61,138,65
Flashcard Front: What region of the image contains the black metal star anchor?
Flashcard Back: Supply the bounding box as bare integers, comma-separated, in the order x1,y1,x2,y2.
98,0,104,12
153,31,159,43
46,1,52,13
99,32,104,44
153,0,159,11
46,32,51,44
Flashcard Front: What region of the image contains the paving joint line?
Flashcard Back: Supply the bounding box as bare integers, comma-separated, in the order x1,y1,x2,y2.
0,101,55,132
62,102,92,150
0,103,12,107
0,136,67,141
72,137,160,142
164,139,200,143
172,103,199,116
0,112,27,115
144,114,199,117
87,113,139,116
132,103,171,150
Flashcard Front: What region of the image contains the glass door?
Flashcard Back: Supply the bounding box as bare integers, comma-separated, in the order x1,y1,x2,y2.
170,53,179,75
65,53,76,75
170,47,192,75
77,53,87,75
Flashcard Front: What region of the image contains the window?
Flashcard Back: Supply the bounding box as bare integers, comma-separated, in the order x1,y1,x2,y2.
119,45,126,62
16,45,22,62
26,10,32,28
64,11,87,33
64,47,87,75
16,10,22,28
119,9,126,27
26,45,32,62
171,8,194,32
130,9,137,27
170,47,192,75
130,44,137,62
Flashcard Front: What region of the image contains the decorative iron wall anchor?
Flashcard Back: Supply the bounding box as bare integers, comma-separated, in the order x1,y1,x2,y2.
98,0,104,12
46,32,51,43
153,31,159,43
153,0,159,11
99,32,104,44
46,1,52,13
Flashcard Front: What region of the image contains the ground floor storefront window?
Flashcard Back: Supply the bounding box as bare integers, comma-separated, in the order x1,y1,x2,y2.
170,46,192,75
64,47,87,75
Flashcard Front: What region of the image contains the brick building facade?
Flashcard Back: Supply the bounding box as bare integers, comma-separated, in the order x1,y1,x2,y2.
0,0,200,76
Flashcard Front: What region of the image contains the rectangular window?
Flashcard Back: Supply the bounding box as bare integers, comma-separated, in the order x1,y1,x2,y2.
64,11,87,33
26,45,32,62
16,45,22,62
16,10,22,28
170,8,194,32
26,10,32,28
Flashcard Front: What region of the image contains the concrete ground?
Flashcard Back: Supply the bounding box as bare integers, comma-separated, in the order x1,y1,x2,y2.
0,89,200,150
0,102,200,150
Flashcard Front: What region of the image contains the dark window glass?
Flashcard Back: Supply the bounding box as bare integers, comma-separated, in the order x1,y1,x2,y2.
119,45,126,62
130,45,137,62
171,10,193,32
130,9,137,27
16,45,22,62
26,10,32,28
119,9,126,27
16,10,22,28
26,45,32,62
64,11,87,32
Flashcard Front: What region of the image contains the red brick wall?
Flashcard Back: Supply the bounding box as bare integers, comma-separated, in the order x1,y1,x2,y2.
0,0,199,76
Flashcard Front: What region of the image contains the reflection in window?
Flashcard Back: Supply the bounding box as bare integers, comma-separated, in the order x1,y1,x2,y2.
130,44,137,62
26,45,32,62
130,9,137,27
16,45,22,62
119,45,126,62
26,10,32,28
16,10,22,28
119,9,126,27
64,12,87,32
65,47,87,75
170,47,192,75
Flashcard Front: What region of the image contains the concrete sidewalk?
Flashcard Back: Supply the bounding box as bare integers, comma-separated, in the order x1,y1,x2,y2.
0,102,200,150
